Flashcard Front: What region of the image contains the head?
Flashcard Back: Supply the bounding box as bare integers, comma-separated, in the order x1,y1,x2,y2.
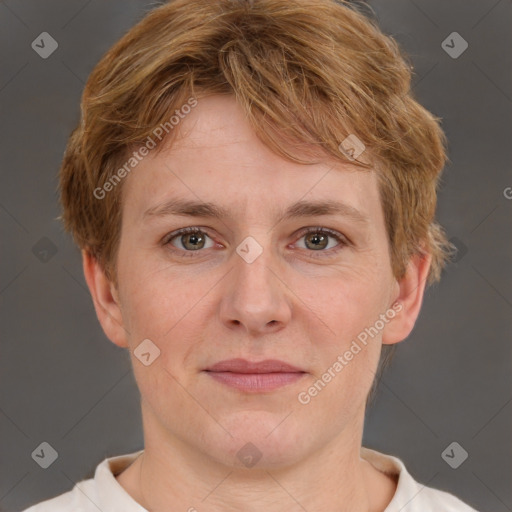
59,0,453,468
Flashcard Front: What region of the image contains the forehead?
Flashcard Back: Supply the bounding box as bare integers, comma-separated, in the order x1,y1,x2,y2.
120,95,383,226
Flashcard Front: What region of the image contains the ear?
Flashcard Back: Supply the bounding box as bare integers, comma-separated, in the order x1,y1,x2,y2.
382,251,432,345
82,250,129,349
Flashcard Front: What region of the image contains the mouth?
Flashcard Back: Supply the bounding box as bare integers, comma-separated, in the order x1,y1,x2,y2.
203,358,307,393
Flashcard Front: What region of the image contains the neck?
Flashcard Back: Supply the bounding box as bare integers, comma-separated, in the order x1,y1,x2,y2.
116,404,396,512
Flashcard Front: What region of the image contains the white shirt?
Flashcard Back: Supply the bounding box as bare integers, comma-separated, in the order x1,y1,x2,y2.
22,447,479,511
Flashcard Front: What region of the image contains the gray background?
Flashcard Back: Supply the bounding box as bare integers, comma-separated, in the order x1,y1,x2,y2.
1,1,511,511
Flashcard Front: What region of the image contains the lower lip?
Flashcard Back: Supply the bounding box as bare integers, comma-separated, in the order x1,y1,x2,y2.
205,371,305,392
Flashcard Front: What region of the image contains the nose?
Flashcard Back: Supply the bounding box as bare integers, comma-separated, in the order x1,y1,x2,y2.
219,239,292,336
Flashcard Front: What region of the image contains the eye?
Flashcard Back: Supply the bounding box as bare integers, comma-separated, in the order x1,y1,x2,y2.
294,227,348,256
164,227,215,255
163,226,349,258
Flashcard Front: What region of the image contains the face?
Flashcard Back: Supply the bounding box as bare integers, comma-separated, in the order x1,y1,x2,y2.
87,94,427,470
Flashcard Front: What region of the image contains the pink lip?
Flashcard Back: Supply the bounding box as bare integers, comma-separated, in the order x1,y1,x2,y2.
206,358,304,373
204,358,306,392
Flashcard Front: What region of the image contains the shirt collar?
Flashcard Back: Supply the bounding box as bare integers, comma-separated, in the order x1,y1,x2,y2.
95,449,147,511
360,446,427,511
94,447,420,512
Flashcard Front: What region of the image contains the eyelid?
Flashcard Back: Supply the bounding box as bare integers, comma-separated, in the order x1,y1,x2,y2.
162,226,212,245
162,226,217,252
293,226,350,245
162,225,350,256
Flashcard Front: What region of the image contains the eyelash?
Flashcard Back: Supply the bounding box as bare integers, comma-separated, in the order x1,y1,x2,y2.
162,226,349,259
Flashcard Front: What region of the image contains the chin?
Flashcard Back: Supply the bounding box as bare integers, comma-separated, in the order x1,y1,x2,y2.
209,410,308,470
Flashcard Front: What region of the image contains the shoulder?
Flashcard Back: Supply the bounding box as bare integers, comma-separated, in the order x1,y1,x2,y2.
361,446,480,512
20,450,145,512
409,484,479,511
20,478,97,512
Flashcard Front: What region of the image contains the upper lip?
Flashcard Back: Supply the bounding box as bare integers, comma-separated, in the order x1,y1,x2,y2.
205,358,304,374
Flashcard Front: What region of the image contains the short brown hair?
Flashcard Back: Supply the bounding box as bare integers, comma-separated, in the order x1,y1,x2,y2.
59,0,454,396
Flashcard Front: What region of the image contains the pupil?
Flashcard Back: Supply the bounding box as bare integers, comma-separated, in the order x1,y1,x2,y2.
181,232,329,251
307,233,327,250
185,233,203,250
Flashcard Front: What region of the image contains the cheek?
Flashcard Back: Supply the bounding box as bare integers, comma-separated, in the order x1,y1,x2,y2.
118,258,212,361
119,274,202,404
303,267,388,331
303,272,389,387
303,296,383,424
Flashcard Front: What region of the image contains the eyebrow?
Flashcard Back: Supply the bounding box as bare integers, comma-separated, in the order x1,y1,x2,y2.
142,198,369,225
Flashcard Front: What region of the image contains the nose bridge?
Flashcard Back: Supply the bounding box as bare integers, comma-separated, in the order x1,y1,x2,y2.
219,233,291,333
236,237,275,296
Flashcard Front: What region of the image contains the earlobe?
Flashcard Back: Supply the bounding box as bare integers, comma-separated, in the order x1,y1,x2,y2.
382,251,432,346
81,250,129,349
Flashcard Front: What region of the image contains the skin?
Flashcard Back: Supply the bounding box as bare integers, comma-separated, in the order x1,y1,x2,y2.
83,94,431,512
